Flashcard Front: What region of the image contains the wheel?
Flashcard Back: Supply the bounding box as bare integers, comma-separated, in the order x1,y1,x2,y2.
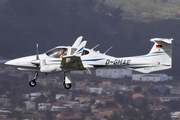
63,81,71,89
29,80,36,87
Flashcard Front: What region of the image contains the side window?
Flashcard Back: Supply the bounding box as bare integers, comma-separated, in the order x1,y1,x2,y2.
82,50,89,55
71,48,77,55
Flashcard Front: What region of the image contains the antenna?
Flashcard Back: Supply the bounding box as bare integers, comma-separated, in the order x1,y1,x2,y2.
103,46,113,54
91,44,99,50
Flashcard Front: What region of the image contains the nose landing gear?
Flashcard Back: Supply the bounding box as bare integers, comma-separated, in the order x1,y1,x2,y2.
29,72,38,87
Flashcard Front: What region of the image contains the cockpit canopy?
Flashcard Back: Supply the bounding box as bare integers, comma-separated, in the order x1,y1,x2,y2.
45,46,90,58
45,47,68,58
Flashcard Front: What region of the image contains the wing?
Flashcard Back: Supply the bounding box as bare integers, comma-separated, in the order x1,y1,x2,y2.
61,40,87,70
61,56,85,70
73,41,87,56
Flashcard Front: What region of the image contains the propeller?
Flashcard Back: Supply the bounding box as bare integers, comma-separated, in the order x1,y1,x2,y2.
31,44,40,67
36,44,39,60
29,43,40,87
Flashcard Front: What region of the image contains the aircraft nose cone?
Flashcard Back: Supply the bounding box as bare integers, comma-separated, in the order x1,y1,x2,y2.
5,59,19,66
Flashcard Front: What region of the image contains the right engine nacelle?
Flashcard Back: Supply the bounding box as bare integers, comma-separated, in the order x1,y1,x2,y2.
40,65,58,73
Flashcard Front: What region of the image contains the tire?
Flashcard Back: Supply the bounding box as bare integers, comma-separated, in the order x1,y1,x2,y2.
29,80,36,87
63,81,71,89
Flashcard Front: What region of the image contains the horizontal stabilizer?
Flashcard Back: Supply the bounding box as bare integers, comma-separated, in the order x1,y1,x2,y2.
150,38,173,44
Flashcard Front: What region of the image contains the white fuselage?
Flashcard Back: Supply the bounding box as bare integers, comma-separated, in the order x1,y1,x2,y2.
5,47,161,74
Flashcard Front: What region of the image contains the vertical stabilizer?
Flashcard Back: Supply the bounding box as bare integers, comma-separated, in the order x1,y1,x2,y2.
148,38,173,72
127,38,173,73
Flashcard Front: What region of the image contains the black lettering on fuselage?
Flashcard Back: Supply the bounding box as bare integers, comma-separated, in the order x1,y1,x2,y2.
105,59,131,65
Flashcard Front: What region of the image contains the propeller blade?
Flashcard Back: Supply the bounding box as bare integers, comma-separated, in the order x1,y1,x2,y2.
36,44,39,60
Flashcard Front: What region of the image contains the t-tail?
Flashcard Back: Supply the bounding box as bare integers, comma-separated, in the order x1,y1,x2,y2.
127,38,173,73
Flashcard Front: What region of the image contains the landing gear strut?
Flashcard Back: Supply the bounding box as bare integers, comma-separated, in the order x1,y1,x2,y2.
29,72,38,87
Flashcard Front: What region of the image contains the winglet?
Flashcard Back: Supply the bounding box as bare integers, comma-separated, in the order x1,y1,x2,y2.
73,41,87,56
72,36,83,48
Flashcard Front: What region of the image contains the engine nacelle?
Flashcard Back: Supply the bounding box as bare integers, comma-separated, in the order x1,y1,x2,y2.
40,65,59,73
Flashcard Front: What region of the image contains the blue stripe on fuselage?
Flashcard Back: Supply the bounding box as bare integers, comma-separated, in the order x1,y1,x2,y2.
50,60,61,62
49,58,104,63
135,54,163,58
82,58,105,61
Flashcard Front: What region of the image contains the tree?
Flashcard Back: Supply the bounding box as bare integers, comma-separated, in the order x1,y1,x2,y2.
151,110,157,120
104,101,117,108
34,94,47,103
9,110,23,119
114,91,124,104
95,103,103,109
134,87,142,92
34,94,47,109
110,111,123,120
163,89,170,95
85,117,91,120
124,116,129,120
44,110,53,120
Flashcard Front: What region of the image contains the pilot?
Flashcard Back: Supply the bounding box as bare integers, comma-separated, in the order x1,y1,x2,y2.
57,48,67,58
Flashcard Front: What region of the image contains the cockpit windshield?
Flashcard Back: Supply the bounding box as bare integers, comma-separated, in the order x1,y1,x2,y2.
45,47,67,58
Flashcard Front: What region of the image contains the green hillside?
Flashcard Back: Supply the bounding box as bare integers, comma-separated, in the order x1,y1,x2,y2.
96,0,180,21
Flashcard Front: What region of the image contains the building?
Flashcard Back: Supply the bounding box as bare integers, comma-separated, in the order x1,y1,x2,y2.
95,95,114,105
38,103,51,111
96,69,132,78
99,81,112,88
2,99,11,107
75,81,87,87
56,112,81,120
37,90,51,97
30,92,42,101
149,105,168,111
170,87,180,95
158,96,180,102
38,77,59,86
102,86,115,95
51,105,66,112
132,74,173,82
75,96,91,103
132,93,144,99
147,97,161,106
87,87,103,94
56,92,72,100
171,111,180,119
114,84,134,91
24,101,36,110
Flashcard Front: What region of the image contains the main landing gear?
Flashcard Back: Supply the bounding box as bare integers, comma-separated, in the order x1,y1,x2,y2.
29,72,38,87
63,81,71,89
63,71,72,89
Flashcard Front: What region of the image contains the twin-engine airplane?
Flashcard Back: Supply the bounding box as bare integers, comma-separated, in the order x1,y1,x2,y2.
5,36,173,89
